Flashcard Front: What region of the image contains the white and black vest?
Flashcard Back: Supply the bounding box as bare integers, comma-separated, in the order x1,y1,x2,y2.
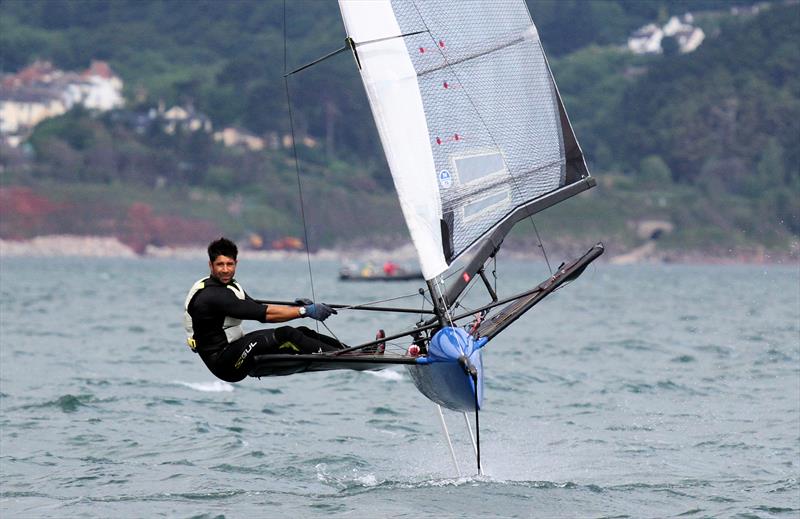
183,277,246,351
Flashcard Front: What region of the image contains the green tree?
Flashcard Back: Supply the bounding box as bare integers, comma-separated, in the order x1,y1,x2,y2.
756,138,785,186
661,35,680,56
639,155,673,184
206,165,236,193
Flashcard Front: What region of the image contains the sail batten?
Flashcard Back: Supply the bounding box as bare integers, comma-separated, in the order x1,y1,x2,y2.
414,29,533,78
339,0,592,280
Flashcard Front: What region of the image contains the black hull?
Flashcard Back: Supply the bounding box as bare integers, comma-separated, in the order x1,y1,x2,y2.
339,272,424,282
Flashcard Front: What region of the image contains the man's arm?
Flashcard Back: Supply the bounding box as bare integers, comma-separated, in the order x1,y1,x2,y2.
265,304,303,323
218,289,334,323
200,288,269,322
265,302,336,322
243,290,303,323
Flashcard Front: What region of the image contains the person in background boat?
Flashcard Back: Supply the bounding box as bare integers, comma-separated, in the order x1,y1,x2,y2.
360,261,375,277
382,261,399,276
184,237,344,383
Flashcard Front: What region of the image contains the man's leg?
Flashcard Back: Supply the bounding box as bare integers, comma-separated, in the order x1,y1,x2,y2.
218,328,347,380
273,325,345,353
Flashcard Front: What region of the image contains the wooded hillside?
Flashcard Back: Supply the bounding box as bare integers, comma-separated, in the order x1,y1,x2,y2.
1,0,796,255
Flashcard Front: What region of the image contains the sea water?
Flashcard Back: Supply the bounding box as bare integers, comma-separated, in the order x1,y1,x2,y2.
0,256,798,518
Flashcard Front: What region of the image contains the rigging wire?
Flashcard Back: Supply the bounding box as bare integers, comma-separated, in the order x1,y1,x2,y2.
335,289,430,311
531,219,553,275
283,1,318,309
491,255,498,293
452,253,502,327
281,3,444,330
284,29,430,77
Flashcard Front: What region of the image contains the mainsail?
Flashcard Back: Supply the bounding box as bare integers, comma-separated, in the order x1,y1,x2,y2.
339,0,593,280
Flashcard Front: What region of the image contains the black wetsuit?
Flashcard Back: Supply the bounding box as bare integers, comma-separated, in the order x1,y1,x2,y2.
186,276,344,382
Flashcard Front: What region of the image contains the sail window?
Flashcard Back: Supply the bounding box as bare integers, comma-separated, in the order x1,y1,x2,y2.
453,152,507,184
463,190,510,219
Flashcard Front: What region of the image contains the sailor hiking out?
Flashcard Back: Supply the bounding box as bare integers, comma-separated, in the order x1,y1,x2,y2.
184,237,344,382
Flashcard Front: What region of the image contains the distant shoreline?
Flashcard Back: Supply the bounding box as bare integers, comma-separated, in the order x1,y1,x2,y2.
0,234,797,266
0,235,420,262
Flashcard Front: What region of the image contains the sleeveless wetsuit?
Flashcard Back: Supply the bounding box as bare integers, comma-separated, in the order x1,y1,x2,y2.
184,276,344,382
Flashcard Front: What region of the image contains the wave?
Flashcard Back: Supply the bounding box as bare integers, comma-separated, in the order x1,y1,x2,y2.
175,380,234,392
364,369,404,381
11,394,97,413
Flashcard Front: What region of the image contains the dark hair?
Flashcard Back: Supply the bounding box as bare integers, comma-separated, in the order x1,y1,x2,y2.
208,237,238,261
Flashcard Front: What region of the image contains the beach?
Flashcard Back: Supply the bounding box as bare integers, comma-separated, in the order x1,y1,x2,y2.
0,234,797,266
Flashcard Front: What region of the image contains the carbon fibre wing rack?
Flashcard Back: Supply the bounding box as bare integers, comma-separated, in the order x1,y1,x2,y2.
442,177,596,307
249,352,418,378
476,243,604,340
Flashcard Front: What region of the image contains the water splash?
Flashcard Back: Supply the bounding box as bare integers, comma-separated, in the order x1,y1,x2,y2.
176,381,234,392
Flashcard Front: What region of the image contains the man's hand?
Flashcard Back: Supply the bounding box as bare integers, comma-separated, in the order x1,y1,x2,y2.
303,303,337,321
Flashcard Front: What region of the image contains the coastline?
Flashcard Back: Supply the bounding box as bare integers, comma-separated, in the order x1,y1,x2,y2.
0,234,797,266
0,235,420,263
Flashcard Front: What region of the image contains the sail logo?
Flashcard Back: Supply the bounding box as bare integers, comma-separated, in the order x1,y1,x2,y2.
439,170,452,189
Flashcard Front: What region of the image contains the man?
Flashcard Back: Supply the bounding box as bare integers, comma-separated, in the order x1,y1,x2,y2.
382,261,398,276
184,237,342,382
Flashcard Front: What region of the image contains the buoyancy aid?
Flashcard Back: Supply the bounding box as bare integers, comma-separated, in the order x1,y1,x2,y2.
183,277,246,351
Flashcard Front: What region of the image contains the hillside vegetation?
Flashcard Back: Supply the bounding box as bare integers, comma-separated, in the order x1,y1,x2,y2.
0,0,797,257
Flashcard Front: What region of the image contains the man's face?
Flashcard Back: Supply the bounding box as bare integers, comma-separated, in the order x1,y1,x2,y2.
209,254,237,284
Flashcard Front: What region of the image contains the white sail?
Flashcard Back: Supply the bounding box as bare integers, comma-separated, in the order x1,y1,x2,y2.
339,0,448,279
339,0,590,280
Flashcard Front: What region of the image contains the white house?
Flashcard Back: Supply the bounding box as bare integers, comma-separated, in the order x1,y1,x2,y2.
663,15,705,53
627,23,663,54
628,14,705,55
80,61,125,111
161,105,212,134
213,127,265,151
0,60,124,146
0,89,67,134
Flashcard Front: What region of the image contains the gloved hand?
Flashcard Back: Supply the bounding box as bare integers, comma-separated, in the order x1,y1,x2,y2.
304,302,337,321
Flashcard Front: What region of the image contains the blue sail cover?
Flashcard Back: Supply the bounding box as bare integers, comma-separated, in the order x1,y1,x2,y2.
407,327,486,412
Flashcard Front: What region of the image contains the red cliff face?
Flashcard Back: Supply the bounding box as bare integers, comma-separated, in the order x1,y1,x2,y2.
1,186,219,253
0,187,66,239
121,202,220,254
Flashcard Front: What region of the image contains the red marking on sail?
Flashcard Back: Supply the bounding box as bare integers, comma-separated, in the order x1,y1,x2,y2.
436,137,442,145
443,81,449,89
439,40,445,48
462,272,470,282
454,133,460,141
419,47,425,54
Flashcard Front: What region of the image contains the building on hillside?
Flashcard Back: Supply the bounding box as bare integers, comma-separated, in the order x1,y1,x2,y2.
280,133,318,149
662,15,705,53
628,14,705,55
80,60,125,111
730,3,768,16
213,127,265,151
0,89,68,135
160,105,212,134
628,23,663,54
1,60,59,89
0,60,125,146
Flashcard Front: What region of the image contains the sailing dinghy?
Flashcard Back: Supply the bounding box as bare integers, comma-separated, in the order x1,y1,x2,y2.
250,0,604,473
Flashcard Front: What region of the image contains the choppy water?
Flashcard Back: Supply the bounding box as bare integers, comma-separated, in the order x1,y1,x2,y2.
1,256,798,518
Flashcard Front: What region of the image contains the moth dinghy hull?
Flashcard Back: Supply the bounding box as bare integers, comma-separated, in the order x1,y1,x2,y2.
407,327,486,412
